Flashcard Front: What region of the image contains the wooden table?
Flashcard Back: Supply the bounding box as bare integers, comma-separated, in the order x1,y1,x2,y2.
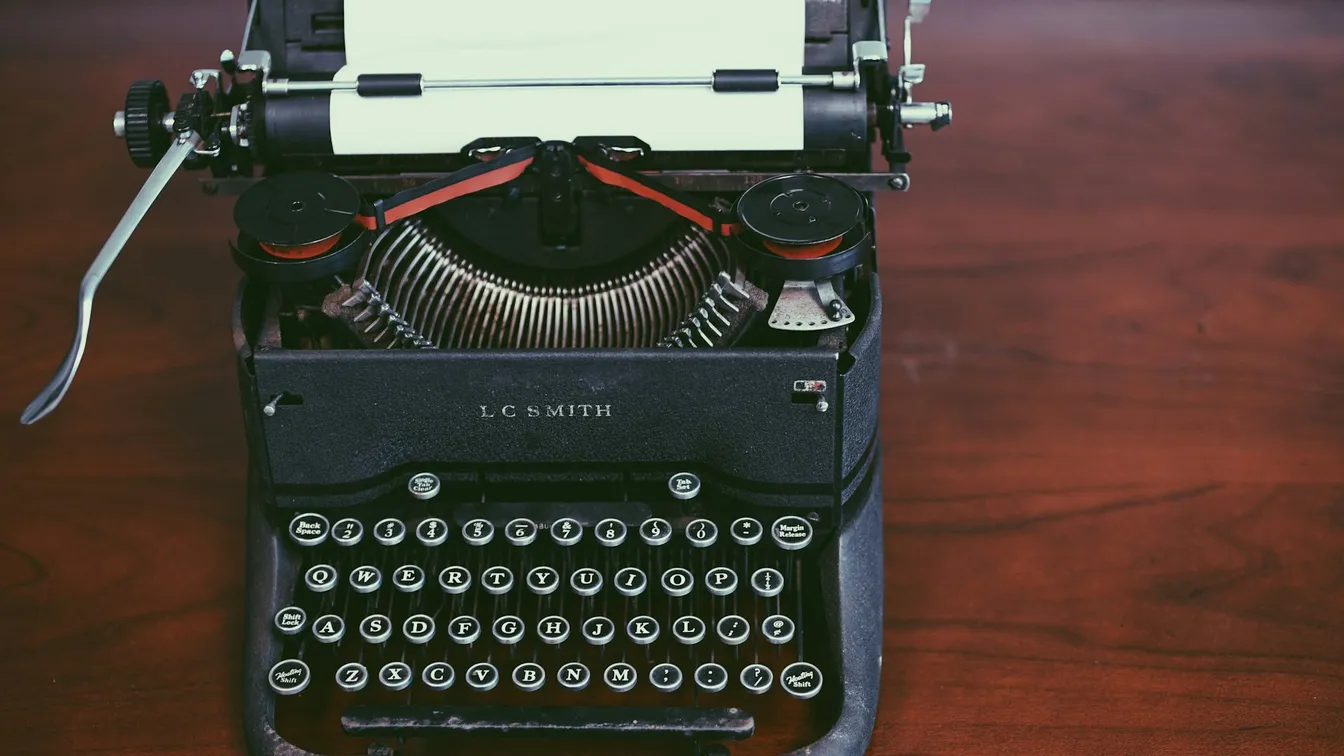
2,1,1341,753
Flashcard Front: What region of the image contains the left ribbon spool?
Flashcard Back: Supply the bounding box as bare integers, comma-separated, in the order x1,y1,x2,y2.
231,171,370,283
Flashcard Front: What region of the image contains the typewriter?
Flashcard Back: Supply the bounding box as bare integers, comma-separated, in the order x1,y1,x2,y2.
22,1,950,754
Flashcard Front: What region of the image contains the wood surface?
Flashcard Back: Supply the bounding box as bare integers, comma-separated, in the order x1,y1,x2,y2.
2,1,1342,754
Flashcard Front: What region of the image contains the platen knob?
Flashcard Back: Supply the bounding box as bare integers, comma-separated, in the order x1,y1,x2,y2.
122,80,173,168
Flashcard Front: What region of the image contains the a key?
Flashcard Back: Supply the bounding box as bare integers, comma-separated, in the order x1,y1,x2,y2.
438,566,471,594
462,518,494,546
274,606,307,636
763,615,796,644
359,614,392,644
505,518,538,546
614,567,647,597
403,614,436,644
312,614,345,644
740,663,772,694
550,518,582,546
393,565,426,593
268,659,311,696
729,517,762,546
750,567,784,598
513,662,545,692
288,513,330,547
482,566,514,595
638,517,672,546
661,567,694,597
373,518,406,546
582,616,615,646
770,515,813,551
332,517,363,547
416,517,448,547
672,615,706,645
570,567,603,597
595,518,627,547
379,661,413,691
422,662,454,691
492,615,525,645
526,566,560,595
349,565,382,594
716,615,750,646
556,662,591,691
336,662,369,692
650,663,683,693
304,564,338,593
780,662,823,699
686,518,718,548
448,616,482,645
603,662,637,692
694,662,728,693
627,615,660,645
465,662,499,692
705,567,737,596
537,615,570,644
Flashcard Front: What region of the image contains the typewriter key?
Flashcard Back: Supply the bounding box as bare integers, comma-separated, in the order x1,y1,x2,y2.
373,518,406,546
493,615,526,645
604,662,638,693
730,517,763,546
304,564,338,593
438,565,472,594
407,472,440,501
448,616,482,645
694,662,728,693
379,661,413,691
422,662,455,691
550,517,583,546
505,518,538,546
650,663,684,693
661,567,694,597
466,662,499,692
557,662,591,691
482,566,514,595
312,614,345,643
288,512,329,546
359,614,392,644
537,615,570,644
335,662,369,693
513,662,546,692
750,567,784,598
740,664,773,694
403,614,436,644
780,662,823,699
668,471,701,500
672,615,707,645
415,517,448,547
331,517,363,547
462,518,494,546
639,517,673,546
686,518,718,548
613,567,647,597
393,565,426,593
268,659,310,696
716,615,751,646
349,565,382,594
582,616,615,646
627,615,660,645
570,567,603,597
763,615,796,645
770,515,813,551
705,567,738,596
273,606,307,636
595,518,627,547
525,566,559,595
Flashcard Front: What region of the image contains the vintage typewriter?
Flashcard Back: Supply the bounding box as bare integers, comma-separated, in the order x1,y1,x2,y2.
22,1,950,754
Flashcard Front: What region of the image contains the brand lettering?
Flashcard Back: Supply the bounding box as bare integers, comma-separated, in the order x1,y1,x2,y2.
480,404,613,419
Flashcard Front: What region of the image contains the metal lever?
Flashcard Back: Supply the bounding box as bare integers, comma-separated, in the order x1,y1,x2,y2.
20,132,201,425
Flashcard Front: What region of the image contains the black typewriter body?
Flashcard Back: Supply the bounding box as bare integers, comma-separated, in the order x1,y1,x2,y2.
23,1,950,754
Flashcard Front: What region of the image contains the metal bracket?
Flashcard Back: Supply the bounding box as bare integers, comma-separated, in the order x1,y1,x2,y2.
767,279,855,332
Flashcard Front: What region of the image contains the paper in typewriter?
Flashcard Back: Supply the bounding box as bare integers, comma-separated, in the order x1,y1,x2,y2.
331,0,807,154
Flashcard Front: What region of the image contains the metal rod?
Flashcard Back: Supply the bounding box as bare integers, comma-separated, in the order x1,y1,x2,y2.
264,73,846,95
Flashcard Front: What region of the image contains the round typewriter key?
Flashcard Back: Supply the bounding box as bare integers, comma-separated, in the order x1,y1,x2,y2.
526,566,560,595
513,662,546,692
403,614,436,645
770,515,813,551
613,567,647,597
422,662,455,691
780,661,823,699
672,615,706,645
462,518,494,546
304,564,338,593
379,661,413,691
660,567,694,597
482,566,514,595
438,566,471,594
288,512,330,546
626,615,660,645
716,615,751,646
268,659,310,696
694,662,728,693
582,616,615,646
557,662,591,691
349,565,382,594
492,615,525,645
705,567,738,596
763,615,796,645
668,471,701,500
741,664,773,694
373,517,406,546
603,662,638,693
465,662,499,692
415,517,448,547
448,616,482,645
750,567,784,598
639,517,673,546
505,518,538,546
537,615,570,645
332,517,363,546
393,564,426,593
730,517,763,546
595,518,627,547
550,517,583,546
312,614,345,644
359,614,393,644
570,567,603,597
650,663,683,693
274,606,307,636
686,518,718,548
335,662,369,692
408,472,440,500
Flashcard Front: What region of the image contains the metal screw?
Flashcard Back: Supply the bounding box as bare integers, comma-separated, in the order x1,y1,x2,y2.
888,173,910,191
816,397,829,413
262,395,282,417
190,70,212,89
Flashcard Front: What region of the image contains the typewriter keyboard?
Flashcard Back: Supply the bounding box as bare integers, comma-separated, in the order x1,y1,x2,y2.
268,475,836,755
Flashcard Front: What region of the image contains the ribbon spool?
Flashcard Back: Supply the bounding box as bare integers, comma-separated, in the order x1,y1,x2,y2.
231,172,370,283
733,174,870,278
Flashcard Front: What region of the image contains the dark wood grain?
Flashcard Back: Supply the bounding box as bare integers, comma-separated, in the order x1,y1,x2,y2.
2,1,1342,754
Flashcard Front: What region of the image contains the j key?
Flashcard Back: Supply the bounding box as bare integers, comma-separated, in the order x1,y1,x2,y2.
770,515,813,550
288,513,330,546
661,567,694,597
556,662,591,691
614,567,647,597
550,518,582,546
570,567,603,597
415,517,448,547
694,662,728,693
583,616,615,646
639,517,672,546
730,517,762,546
672,615,706,645
462,518,494,546
304,564,338,593
448,616,482,644
422,662,454,691
595,518,627,546
513,662,545,692
705,567,737,596
403,614,435,644
482,566,514,595
274,606,306,636
763,614,796,644
313,614,345,643
373,518,406,546
359,614,392,644
740,663,773,694
526,566,559,595
537,615,570,644
335,662,369,692
750,567,784,598
492,615,525,645
650,663,683,693
716,615,750,645
604,662,637,693
349,565,382,594
393,565,426,593
332,517,363,547
627,615,660,645
379,661,413,691
438,566,471,594
685,518,718,548
465,662,499,692
505,518,538,546
780,662,824,699
268,659,310,696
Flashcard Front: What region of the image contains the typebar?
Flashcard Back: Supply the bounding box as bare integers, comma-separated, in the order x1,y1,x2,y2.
341,705,754,739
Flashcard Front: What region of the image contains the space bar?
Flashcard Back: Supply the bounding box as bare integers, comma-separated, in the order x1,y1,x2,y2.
341,705,755,740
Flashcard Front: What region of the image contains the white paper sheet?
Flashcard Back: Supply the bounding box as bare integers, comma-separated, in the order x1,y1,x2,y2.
329,0,807,155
